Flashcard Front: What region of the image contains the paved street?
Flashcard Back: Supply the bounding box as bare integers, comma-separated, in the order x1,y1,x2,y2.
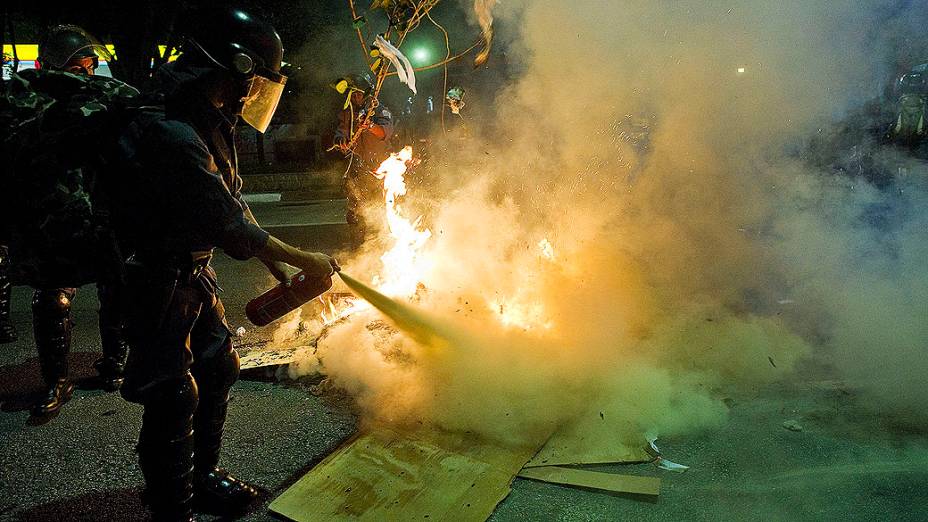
1,199,927,521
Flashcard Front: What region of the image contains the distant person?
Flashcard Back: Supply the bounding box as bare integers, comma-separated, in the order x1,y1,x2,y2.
888,63,928,149
331,74,394,227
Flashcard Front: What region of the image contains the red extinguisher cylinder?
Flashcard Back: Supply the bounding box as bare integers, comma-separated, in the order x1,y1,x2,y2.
246,271,333,326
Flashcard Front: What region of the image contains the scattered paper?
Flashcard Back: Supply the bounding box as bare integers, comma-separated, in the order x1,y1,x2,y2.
473,0,497,67
647,436,690,473
655,457,690,473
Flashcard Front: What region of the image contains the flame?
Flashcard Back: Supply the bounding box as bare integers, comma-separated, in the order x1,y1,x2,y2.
319,147,555,332
489,296,554,331
485,238,557,330
319,293,365,326
319,146,431,326
371,146,433,298
538,238,555,261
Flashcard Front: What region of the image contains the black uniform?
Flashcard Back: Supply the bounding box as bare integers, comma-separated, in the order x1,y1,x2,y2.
0,246,15,343
113,61,268,521
29,281,127,413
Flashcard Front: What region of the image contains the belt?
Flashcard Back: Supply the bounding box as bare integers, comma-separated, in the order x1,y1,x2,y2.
128,251,213,283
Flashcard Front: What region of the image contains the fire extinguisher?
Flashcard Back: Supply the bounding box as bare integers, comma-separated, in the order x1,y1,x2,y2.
246,271,333,326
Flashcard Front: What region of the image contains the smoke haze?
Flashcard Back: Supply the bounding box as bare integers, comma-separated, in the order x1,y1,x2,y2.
288,0,928,447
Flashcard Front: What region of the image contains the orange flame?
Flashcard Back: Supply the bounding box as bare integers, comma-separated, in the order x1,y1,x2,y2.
320,148,556,332
371,146,433,299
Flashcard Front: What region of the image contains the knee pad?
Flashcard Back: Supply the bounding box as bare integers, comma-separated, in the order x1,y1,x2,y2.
32,289,74,318
192,339,239,400
137,373,198,473
141,372,199,419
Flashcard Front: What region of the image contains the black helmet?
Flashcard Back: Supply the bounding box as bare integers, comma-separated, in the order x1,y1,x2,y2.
38,25,111,71
180,8,287,132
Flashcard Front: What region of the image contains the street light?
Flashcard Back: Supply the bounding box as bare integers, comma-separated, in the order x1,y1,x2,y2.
411,47,431,66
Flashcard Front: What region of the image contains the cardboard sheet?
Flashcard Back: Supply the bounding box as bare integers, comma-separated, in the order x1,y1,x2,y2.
270,427,539,522
239,346,307,370
518,466,661,496
525,422,650,467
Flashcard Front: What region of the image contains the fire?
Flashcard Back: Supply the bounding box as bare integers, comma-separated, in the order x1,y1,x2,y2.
319,146,430,327
538,238,555,261
319,147,554,333
319,292,365,326
370,146,433,299
486,238,557,331
489,296,554,331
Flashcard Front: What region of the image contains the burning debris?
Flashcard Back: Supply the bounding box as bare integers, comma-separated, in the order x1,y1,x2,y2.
281,138,808,453
238,1,928,515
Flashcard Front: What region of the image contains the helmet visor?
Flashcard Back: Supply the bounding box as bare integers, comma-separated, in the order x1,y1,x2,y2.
71,43,113,63
241,72,287,133
46,29,113,69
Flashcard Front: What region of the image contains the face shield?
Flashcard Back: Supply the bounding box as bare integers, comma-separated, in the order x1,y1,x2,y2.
66,43,112,67
240,69,287,133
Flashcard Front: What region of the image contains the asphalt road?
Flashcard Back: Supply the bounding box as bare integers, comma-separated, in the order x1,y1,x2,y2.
1,200,927,521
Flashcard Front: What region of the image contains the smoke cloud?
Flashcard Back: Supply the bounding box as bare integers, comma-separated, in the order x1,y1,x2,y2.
287,0,928,448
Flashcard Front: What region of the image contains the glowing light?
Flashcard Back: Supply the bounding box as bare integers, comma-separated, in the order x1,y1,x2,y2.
737,67,746,74
539,238,555,261
411,47,430,65
319,147,433,326
319,146,555,334
490,296,554,331
371,146,433,299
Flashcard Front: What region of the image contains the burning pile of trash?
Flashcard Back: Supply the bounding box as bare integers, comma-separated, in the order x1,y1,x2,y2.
273,143,807,448
269,0,928,450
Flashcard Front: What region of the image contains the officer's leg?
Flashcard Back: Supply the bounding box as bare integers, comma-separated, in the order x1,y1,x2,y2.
31,287,77,416
0,245,17,343
122,268,202,522
189,278,258,514
137,374,197,522
191,339,238,473
94,282,128,391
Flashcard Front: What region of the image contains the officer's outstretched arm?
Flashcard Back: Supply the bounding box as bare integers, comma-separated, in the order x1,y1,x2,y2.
242,206,292,282
255,236,340,279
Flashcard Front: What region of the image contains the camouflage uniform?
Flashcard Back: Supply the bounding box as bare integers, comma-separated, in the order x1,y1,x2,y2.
1,68,138,414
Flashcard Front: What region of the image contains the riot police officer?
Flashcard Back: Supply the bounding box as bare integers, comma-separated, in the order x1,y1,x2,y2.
112,8,338,521
22,25,130,417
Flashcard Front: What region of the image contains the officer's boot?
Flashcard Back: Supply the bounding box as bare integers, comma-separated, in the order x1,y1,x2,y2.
0,248,17,344
191,342,259,515
138,374,198,522
93,284,127,391
31,289,75,416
